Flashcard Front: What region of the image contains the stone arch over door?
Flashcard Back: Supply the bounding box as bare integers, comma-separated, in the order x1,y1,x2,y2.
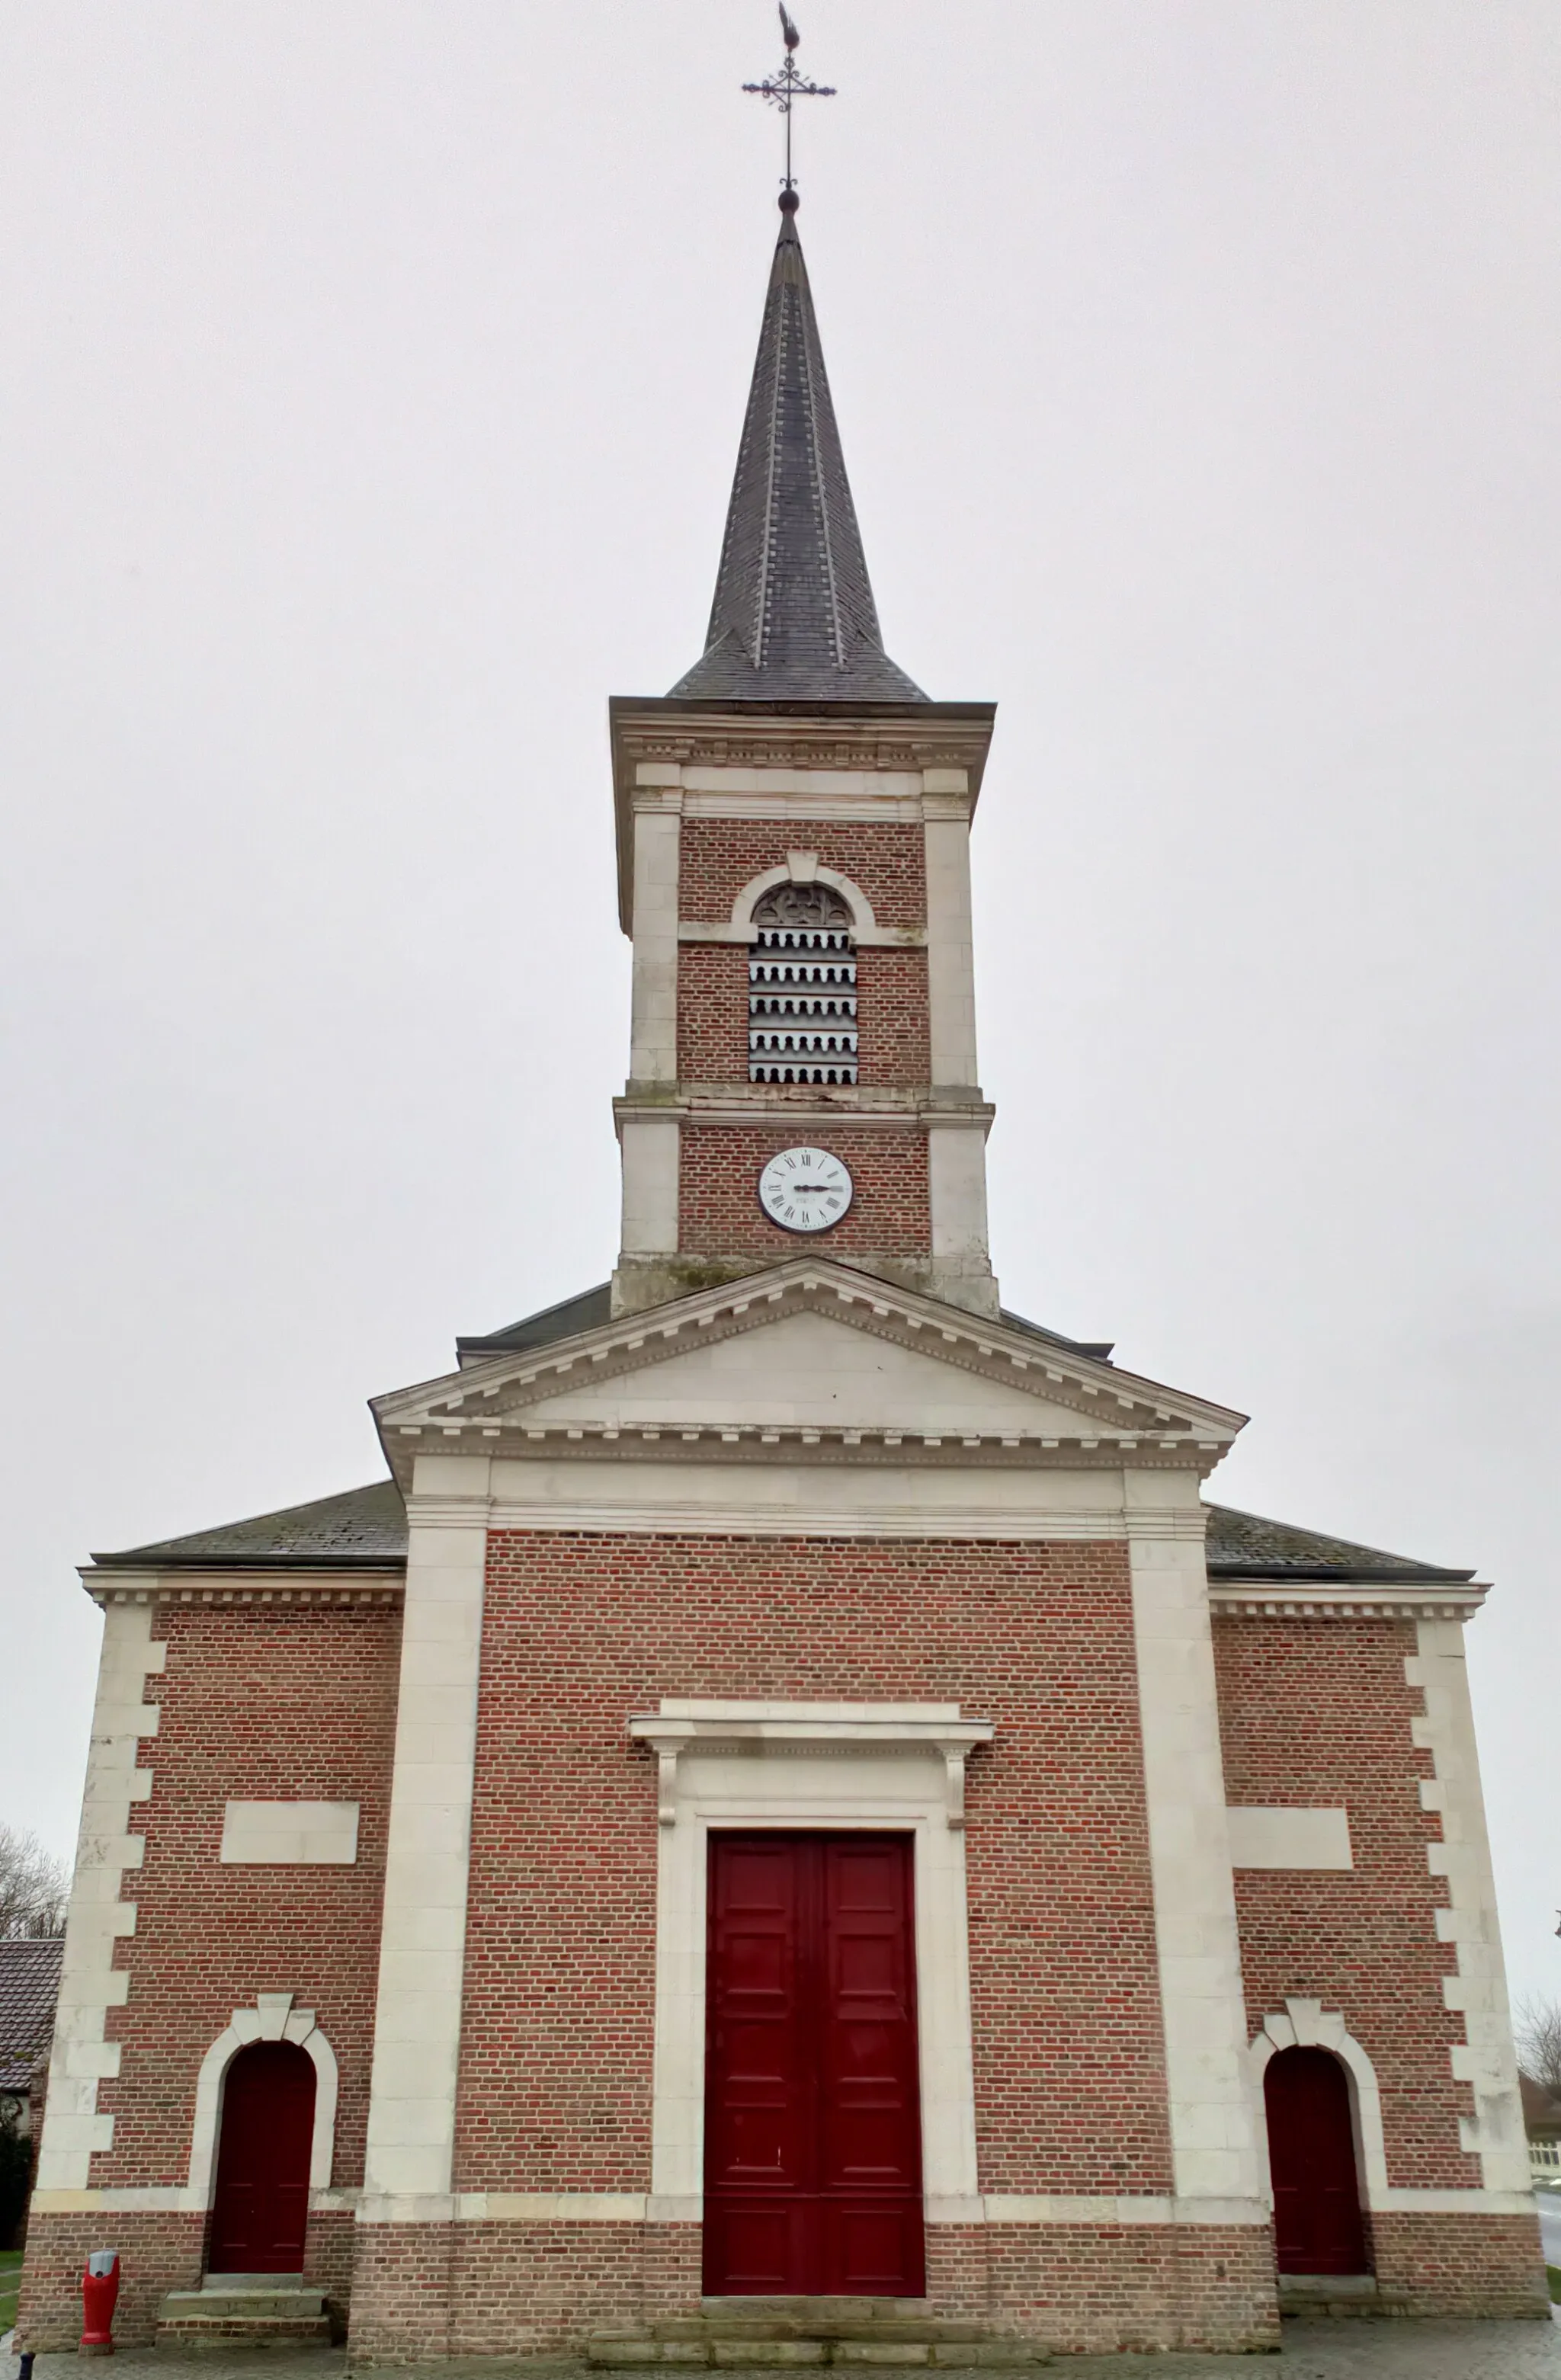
188,1991,338,2207
1248,1995,1389,2214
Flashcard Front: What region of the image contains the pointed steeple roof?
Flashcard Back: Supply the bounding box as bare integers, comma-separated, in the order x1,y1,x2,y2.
670,192,927,704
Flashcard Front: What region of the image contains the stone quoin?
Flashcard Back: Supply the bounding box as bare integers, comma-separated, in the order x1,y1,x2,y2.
18,168,1545,2362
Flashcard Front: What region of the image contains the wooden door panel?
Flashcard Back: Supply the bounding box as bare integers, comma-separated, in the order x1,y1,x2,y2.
827,2205,925,2296
708,1837,807,2193
208,2040,316,2275
705,1832,923,2296
710,2203,800,2295
1265,2046,1369,2276
822,1839,919,2201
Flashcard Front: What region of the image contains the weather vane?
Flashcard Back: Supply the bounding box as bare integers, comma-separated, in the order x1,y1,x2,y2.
743,5,836,195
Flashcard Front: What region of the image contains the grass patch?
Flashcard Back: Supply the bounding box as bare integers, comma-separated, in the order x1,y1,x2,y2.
0,2247,22,2330
1549,2263,1561,2305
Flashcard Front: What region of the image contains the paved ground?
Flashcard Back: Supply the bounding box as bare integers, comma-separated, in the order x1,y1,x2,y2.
9,2331,1561,2379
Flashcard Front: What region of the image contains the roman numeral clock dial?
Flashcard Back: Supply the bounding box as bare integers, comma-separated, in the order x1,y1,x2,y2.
758,1145,854,1235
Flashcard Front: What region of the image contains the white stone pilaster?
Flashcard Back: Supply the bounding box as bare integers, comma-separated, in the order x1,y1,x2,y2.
923,780,978,1089
628,786,681,1084
927,1122,997,1315
1127,1492,1266,2220
1408,1619,1531,2195
619,1115,681,1257
34,1594,162,2193
360,1462,489,2218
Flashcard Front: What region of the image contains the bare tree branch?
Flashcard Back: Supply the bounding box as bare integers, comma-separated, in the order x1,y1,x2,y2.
1515,1993,1561,2098
0,1825,69,1940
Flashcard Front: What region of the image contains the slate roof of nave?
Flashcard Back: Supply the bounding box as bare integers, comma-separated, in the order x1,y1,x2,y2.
1200,1504,1473,1583
94,1479,411,1569
0,1934,65,2091
91,1481,1474,1586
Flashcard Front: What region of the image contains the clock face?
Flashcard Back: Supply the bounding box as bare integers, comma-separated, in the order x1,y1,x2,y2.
758,1145,854,1234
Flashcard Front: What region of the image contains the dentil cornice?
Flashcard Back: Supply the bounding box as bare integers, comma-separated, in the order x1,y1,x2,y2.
371,1259,1245,1491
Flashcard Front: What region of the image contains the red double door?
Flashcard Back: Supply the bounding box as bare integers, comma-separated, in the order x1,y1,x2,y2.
704,1831,925,2297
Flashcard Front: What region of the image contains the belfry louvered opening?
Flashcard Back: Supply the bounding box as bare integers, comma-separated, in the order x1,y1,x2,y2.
748,884,857,1084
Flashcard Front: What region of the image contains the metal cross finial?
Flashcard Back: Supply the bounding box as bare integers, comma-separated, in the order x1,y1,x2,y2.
743,4,836,195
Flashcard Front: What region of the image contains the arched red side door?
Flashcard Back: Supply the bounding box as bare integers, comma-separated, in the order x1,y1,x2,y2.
208,2040,316,2274
1265,2045,1369,2275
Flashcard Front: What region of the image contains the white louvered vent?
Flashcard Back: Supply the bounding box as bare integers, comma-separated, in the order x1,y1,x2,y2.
748,884,857,1085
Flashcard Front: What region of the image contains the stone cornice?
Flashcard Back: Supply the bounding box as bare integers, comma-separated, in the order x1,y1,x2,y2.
613,1089,995,1136
1209,1579,1488,1622
609,696,996,932
628,1698,995,1829
678,919,927,948
82,1573,405,1607
396,1424,1229,1472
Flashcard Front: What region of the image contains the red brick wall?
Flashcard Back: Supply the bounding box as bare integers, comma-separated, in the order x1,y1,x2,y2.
1212,1614,1473,2187
678,943,747,1081
95,1600,401,2192
676,944,930,1089
680,1124,931,1259
857,948,931,1086
454,1533,1169,2202
678,822,925,928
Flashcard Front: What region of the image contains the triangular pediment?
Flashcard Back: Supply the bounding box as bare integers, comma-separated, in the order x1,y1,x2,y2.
514,1310,1092,1435
373,1260,1244,1481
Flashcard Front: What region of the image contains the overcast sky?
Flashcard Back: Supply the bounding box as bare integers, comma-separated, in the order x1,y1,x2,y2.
2,2,1558,2007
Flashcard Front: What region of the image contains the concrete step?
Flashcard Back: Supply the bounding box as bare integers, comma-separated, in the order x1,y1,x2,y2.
1277,2276,1412,2321
155,2286,332,2352
586,2331,1049,2368
651,2320,989,2345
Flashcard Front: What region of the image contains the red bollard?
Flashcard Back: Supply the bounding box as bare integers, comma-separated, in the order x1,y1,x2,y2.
80,2250,120,2356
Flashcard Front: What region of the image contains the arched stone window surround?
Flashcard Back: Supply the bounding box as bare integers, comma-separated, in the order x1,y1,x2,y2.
729,858,878,940
187,1991,338,2205
1248,1995,1387,2210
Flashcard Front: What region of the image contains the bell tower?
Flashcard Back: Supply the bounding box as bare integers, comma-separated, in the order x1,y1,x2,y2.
609,192,998,1318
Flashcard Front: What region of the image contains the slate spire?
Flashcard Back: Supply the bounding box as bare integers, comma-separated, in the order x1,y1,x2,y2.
669,192,927,703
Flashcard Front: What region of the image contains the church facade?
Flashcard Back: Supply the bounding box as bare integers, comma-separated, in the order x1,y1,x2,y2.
20,192,1546,2360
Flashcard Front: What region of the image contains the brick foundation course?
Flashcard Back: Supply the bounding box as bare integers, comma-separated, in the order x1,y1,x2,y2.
982,2220,1278,2354
348,2218,1279,2362
348,2220,647,2362
18,2209,204,2350
1368,2210,1548,2319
